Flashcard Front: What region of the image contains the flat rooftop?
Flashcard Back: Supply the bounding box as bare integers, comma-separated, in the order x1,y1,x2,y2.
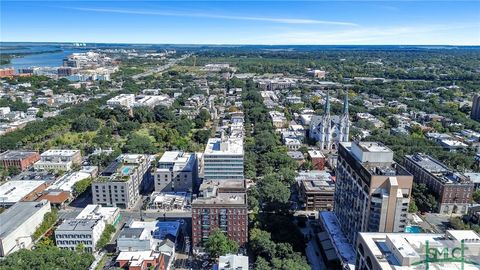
56,218,101,231
0,200,50,238
158,151,195,171
193,192,246,206
0,180,46,204
297,171,335,192
40,149,80,157
356,141,392,153
406,153,469,184
204,137,243,155
0,150,38,160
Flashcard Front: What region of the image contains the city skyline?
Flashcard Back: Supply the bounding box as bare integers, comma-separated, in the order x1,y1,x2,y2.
1,1,479,45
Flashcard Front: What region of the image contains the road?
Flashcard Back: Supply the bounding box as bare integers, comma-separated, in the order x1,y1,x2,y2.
132,53,192,80
300,221,327,270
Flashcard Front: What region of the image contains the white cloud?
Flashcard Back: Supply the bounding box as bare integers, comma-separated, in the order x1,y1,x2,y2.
69,7,358,26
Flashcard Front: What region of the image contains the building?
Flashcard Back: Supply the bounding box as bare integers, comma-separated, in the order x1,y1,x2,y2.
310,92,350,150
308,150,326,170
404,153,474,214
297,171,335,211
0,200,51,257
92,154,151,209
117,220,180,252
192,180,248,250
307,69,326,79
153,151,198,192
34,149,82,171
203,136,244,181
269,111,288,128
471,94,480,121
55,219,105,253
216,254,249,270
356,230,480,270
0,150,40,171
107,94,135,108
334,142,413,246
116,251,166,270
0,68,14,78
55,204,119,253
0,180,48,207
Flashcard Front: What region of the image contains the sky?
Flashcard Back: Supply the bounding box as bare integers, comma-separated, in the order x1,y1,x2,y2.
1,1,479,45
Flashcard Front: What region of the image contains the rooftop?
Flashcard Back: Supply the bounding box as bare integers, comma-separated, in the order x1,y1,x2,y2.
297,171,335,193
406,153,470,184
0,150,38,160
56,218,102,231
217,254,249,270
157,151,196,172
204,137,243,155
0,180,46,204
40,149,80,157
0,200,50,238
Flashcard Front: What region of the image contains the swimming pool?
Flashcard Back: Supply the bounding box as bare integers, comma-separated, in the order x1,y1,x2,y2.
405,225,423,233
121,166,132,175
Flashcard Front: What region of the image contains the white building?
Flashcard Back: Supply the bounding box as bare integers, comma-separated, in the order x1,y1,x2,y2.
0,200,51,257
34,149,82,171
106,94,135,108
217,254,249,270
203,136,244,181
269,111,288,128
55,204,119,253
310,92,349,150
153,151,198,192
0,180,47,207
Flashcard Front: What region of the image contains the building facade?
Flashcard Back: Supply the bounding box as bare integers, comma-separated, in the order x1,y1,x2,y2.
297,171,335,211
334,142,413,246
153,151,198,192
404,153,474,214
0,150,40,171
192,181,248,250
92,154,151,209
34,149,82,171
203,137,244,181
310,92,350,151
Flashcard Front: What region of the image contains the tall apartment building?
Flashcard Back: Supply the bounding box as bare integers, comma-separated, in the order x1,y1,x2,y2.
0,150,40,171
471,94,480,121
34,149,82,171
191,180,248,251
404,153,474,214
92,154,151,209
334,141,413,246
0,200,51,257
153,151,198,192
203,137,244,181
106,94,135,108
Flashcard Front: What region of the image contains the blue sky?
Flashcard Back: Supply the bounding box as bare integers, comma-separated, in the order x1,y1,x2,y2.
1,1,479,45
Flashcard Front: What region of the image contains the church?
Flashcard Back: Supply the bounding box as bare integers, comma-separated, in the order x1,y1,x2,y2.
309,91,350,150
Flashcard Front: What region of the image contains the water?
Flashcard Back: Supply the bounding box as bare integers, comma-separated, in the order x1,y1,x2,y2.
1,45,85,71
405,225,423,233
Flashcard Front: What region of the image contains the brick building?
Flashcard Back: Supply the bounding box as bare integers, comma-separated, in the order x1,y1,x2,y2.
308,150,326,170
404,153,474,214
0,150,40,171
191,180,248,251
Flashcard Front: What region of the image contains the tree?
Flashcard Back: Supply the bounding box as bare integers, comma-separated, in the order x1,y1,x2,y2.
96,224,116,250
71,116,100,132
0,246,94,270
473,190,480,204
204,229,239,258
254,257,271,270
73,177,93,196
173,118,193,137
257,174,291,212
412,183,438,212
192,129,212,144
249,228,276,260
408,200,418,213
75,243,85,253
122,133,158,154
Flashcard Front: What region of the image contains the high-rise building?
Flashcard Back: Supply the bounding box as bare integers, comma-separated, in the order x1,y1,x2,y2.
334,141,413,246
471,94,480,121
310,91,350,151
191,180,248,251
203,136,244,181
153,151,198,192
404,153,473,214
92,154,151,209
